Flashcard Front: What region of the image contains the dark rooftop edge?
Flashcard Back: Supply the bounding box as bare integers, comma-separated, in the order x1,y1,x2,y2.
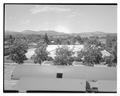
4,3,117,5
3,90,117,93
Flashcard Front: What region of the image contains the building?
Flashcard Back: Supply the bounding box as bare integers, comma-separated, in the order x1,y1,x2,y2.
46,45,84,59
41,61,54,66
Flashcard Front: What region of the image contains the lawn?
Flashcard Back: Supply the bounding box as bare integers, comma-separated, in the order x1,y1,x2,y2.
4,55,117,92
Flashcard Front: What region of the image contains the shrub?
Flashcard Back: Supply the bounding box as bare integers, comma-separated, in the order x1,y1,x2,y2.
32,44,51,64
8,39,28,64
54,46,74,65
4,48,10,56
80,45,103,66
104,55,116,67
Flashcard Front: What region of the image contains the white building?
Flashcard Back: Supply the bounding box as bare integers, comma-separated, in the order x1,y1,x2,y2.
101,50,111,58
25,45,111,61
46,45,84,58
41,61,54,66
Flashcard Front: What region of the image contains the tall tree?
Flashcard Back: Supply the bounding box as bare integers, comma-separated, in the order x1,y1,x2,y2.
56,38,62,44
4,35,15,56
106,35,117,48
54,46,74,65
75,35,83,44
44,33,50,44
8,38,28,64
32,45,50,64
82,45,103,66
112,43,117,63
8,35,15,45
105,35,117,65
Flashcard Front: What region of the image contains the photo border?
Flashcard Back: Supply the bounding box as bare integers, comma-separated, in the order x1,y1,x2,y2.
3,3,117,93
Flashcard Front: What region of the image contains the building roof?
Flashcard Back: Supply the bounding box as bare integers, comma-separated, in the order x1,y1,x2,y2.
41,61,54,66
72,61,83,66
47,45,84,58
25,45,111,59
101,50,111,57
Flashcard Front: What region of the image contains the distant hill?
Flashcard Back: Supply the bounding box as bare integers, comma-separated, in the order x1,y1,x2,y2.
21,30,67,36
5,30,67,36
71,31,106,37
5,30,117,37
72,31,117,37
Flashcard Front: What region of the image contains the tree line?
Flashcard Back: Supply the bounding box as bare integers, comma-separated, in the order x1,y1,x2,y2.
4,33,117,66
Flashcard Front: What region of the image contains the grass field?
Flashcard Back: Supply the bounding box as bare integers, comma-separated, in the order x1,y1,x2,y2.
4,62,117,91
4,55,117,92
4,56,34,90
4,63,18,90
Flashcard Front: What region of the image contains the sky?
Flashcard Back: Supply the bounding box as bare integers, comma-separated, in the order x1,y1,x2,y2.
5,4,117,33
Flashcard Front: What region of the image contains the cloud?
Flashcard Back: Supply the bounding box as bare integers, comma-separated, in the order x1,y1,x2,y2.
67,11,81,18
30,5,81,18
19,19,31,26
30,5,71,14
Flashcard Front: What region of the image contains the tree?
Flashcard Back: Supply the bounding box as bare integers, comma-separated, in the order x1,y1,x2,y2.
8,35,15,45
56,38,62,44
54,46,74,65
106,35,117,48
44,33,50,44
32,45,50,64
75,35,83,44
4,35,15,56
112,43,117,63
74,50,84,62
104,55,115,67
104,40,117,66
87,38,102,47
82,45,103,66
8,38,28,64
